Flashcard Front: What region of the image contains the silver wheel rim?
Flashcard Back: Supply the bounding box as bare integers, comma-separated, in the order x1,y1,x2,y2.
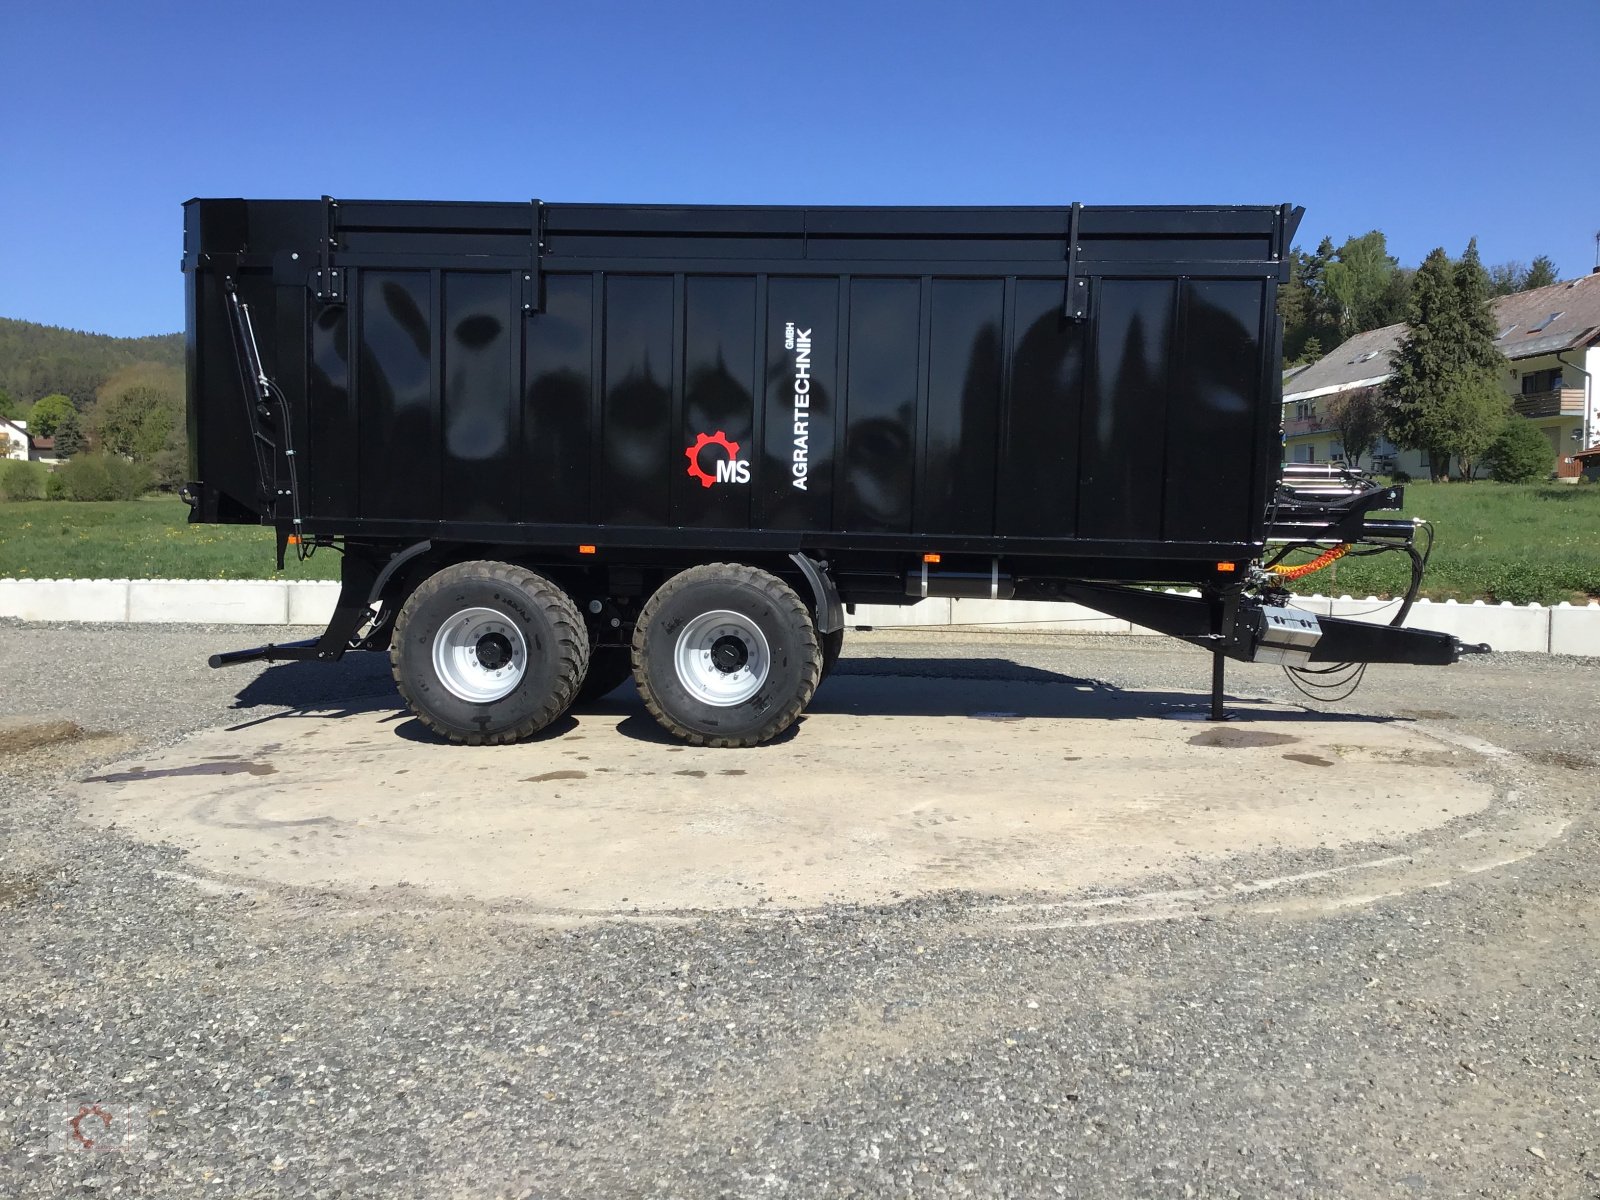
432,607,528,703
673,609,770,707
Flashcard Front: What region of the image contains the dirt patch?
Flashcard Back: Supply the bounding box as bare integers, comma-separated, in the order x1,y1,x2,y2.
84,761,275,784
1522,748,1598,771
0,871,48,909
0,719,85,755
1188,729,1299,749
74,697,1499,916
1283,752,1333,767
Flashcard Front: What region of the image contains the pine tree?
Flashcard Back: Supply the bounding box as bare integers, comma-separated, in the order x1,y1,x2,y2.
53,409,87,458
1522,255,1559,290
1384,243,1509,481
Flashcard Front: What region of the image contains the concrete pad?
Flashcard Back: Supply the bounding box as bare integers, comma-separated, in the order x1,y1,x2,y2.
0,578,128,622
75,674,1497,918
127,580,289,624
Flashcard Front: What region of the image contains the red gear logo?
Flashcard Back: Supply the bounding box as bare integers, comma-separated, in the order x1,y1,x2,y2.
68,1104,113,1150
685,430,741,488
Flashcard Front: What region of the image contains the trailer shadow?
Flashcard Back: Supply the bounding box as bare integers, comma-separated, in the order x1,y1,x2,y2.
222,652,1399,746
809,658,1395,725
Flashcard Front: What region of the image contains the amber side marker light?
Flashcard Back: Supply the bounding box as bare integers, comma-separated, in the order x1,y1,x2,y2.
1216,561,1236,572
578,545,597,555
923,553,942,564
285,535,301,546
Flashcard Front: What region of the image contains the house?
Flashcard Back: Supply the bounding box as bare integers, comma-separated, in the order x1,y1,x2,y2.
3,416,34,461
1283,271,1600,479
1,417,58,464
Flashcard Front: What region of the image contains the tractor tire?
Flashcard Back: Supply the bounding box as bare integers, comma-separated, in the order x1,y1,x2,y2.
632,563,821,747
390,561,587,745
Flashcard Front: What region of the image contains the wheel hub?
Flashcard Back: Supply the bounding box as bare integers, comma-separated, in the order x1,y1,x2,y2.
710,636,748,673
432,608,528,703
475,632,513,671
674,610,770,707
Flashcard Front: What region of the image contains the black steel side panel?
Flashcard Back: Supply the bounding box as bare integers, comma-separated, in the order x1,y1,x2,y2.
183,198,1290,576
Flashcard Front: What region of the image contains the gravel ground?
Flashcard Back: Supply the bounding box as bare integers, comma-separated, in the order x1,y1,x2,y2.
1,620,1597,1198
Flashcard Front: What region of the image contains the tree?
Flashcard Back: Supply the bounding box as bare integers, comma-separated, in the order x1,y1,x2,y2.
1456,239,1506,375
1324,387,1384,468
1482,417,1555,482
1280,238,1341,364
1438,373,1510,480
1384,243,1509,481
1486,254,1560,295
1487,261,1527,296
1375,266,1412,328
53,409,87,458
1323,231,1402,340
92,384,180,460
0,388,17,421
27,393,76,438
1522,255,1559,290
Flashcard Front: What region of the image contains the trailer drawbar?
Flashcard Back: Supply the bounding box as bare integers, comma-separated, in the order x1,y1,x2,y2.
182,197,1484,746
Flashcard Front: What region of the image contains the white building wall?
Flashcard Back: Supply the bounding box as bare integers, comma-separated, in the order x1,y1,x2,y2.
1,421,29,461
1584,344,1600,452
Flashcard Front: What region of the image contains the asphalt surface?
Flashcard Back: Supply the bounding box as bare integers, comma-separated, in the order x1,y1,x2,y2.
1,620,1597,1198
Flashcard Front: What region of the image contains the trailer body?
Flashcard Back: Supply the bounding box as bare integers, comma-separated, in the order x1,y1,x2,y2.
183,197,1470,745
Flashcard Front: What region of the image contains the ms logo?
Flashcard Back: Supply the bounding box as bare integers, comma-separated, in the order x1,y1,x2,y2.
685,430,750,488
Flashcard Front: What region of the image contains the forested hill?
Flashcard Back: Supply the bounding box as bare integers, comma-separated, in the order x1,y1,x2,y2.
0,317,183,409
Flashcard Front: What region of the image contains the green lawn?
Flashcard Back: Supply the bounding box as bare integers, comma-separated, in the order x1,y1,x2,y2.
1281,481,1600,605
1,483,1597,604
0,497,338,581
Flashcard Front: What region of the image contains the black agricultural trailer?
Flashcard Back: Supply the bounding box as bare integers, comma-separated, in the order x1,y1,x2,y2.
182,197,1476,746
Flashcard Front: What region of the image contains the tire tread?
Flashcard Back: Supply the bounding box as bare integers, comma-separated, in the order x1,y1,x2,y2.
390,560,588,746
632,563,820,748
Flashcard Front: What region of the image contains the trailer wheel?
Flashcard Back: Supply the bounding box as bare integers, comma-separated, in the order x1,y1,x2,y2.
573,645,634,707
390,561,588,745
633,564,821,747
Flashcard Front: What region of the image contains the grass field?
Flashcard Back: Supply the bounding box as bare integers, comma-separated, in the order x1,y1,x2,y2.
1280,481,1600,605
0,497,338,581
1,483,1597,604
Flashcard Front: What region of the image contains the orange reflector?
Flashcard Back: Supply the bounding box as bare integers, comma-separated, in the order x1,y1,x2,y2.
285,534,301,545
578,544,597,555
923,553,942,564
1216,561,1236,572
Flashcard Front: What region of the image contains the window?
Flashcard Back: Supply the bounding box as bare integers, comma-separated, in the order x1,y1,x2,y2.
1527,312,1565,333
1522,368,1562,395
1353,350,1379,363
1294,444,1314,463
1495,324,1518,340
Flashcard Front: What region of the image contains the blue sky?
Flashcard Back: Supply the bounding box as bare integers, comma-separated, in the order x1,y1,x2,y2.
4,0,1597,337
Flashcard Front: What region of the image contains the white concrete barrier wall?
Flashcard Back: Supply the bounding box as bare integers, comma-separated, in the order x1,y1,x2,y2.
0,579,1596,655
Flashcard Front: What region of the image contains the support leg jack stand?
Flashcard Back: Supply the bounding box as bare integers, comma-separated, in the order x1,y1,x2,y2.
1208,651,1232,722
